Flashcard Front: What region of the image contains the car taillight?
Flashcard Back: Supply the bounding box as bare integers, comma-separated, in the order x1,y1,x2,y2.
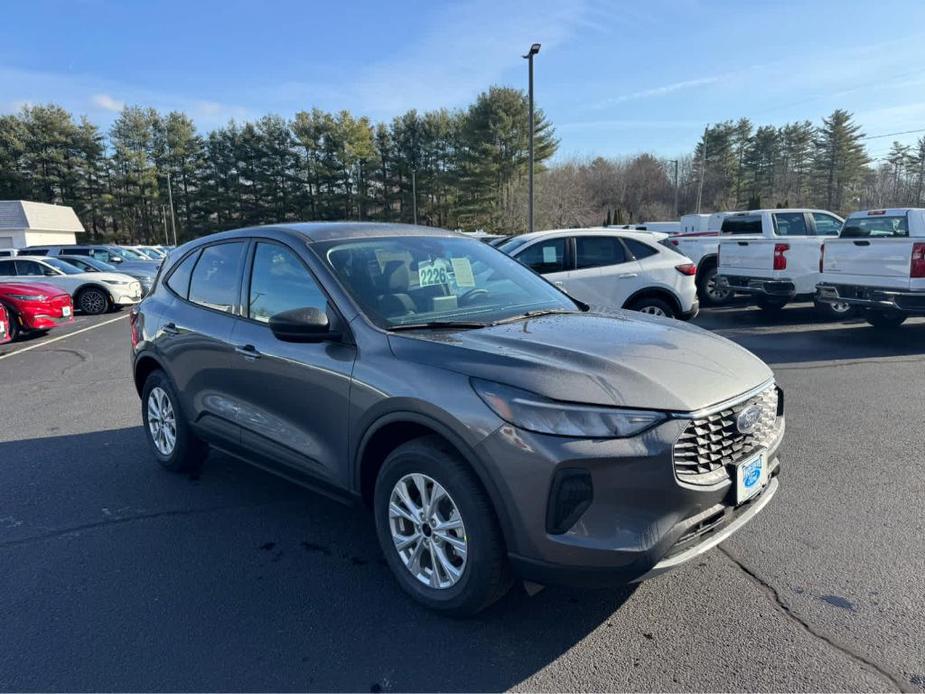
130,306,141,348
912,243,925,278
670,239,680,247
773,243,789,271
675,263,697,276
819,243,825,273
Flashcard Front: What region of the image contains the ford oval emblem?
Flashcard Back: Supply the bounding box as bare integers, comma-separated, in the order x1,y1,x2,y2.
736,405,761,434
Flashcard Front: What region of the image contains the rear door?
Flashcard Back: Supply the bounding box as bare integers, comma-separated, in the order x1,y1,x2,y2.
567,235,642,307
158,240,248,450
511,237,571,290
823,212,913,290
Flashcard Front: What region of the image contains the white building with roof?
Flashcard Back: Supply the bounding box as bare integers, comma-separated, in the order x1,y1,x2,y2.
0,200,85,250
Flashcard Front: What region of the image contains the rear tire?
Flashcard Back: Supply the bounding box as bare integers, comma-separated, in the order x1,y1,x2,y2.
630,296,676,319
864,310,907,329
374,435,512,616
755,296,788,313
698,265,732,306
814,299,855,320
77,287,111,315
141,369,207,472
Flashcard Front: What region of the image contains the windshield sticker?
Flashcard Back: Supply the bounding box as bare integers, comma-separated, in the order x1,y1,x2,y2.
542,246,558,263
451,257,476,287
417,259,449,287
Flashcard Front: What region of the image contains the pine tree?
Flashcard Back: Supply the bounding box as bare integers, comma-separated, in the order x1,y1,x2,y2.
813,109,868,211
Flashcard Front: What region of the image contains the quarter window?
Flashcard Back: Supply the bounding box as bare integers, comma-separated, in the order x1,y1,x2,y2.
188,242,246,313
166,249,201,299
623,238,659,260
248,242,327,323
515,239,567,274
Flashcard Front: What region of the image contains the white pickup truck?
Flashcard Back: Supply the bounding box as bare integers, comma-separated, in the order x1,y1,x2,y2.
665,212,735,306
816,208,925,328
715,208,847,315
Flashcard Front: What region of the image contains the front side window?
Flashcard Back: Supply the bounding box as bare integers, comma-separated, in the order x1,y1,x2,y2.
840,215,909,238
43,258,82,275
188,242,246,313
316,235,577,329
812,213,843,236
248,242,327,323
773,212,809,236
514,238,567,274
575,236,627,269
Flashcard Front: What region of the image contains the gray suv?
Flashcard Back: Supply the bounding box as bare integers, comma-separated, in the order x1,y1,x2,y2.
131,223,784,615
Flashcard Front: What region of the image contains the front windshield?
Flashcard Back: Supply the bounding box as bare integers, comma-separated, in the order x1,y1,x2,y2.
44,258,83,275
315,235,577,329
496,236,533,254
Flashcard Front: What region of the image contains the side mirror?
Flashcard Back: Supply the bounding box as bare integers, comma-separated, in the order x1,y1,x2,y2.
268,307,339,343
109,255,123,264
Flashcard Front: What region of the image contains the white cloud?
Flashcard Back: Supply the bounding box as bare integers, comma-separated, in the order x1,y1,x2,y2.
606,76,724,105
91,93,124,112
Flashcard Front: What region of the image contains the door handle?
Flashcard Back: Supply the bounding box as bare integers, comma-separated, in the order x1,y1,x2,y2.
737,241,749,246
554,281,565,287
235,344,262,360
853,240,870,246
162,322,179,335
617,273,638,279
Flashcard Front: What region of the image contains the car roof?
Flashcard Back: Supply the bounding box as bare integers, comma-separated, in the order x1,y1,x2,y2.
728,208,840,215
847,208,924,218
504,228,668,244
184,222,465,246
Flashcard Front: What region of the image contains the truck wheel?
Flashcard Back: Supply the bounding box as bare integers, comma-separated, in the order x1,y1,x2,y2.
814,299,855,320
698,266,732,306
865,310,907,329
755,297,788,313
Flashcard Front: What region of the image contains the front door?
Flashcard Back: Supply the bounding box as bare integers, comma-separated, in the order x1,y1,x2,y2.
228,240,357,487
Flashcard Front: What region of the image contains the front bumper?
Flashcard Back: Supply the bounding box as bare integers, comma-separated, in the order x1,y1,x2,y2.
816,283,925,314
477,408,784,588
111,285,144,306
720,275,796,298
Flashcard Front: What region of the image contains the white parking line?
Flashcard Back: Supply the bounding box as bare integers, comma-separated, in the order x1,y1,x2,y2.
0,314,129,361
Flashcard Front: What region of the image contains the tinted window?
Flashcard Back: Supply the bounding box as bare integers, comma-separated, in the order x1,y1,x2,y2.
840,215,909,238
66,248,92,256
248,243,327,323
812,213,843,236
624,238,659,259
15,260,54,276
515,238,567,274
721,215,762,234
575,236,627,269
773,212,809,236
0,260,15,276
26,248,49,256
166,249,202,299
188,243,246,313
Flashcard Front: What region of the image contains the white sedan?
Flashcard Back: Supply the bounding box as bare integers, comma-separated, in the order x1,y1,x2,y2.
498,229,699,319
0,256,143,314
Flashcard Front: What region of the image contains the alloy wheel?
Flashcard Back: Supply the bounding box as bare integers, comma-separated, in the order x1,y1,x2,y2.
147,386,177,456
639,305,667,316
80,290,107,314
388,473,468,589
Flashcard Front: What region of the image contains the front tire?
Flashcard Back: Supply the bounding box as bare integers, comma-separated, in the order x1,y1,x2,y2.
374,436,512,616
77,287,111,315
865,310,907,329
1,303,20,341
141,369,207,472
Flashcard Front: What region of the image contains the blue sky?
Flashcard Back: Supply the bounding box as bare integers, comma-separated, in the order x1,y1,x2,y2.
3,0,925,161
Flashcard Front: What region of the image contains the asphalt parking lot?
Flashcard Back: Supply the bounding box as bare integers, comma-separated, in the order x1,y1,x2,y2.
1,305,923,692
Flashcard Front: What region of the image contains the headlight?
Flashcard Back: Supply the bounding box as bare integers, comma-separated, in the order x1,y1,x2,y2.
7,294,47,301
102,279,129,286
471,379,666,438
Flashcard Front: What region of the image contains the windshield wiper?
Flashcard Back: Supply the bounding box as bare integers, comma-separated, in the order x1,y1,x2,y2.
387,320,489,332
490,309,577,325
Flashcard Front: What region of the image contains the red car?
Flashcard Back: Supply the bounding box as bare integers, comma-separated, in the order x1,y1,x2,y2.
0,282,74,340
0,303,10,345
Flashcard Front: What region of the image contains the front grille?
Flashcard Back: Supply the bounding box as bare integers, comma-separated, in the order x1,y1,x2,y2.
673,385,780,486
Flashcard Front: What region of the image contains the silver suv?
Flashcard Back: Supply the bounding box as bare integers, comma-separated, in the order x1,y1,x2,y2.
131,223,784,615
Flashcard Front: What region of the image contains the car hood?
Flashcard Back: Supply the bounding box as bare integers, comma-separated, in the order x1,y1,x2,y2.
387,311,773,412
111,261,158,272
0,281,69,297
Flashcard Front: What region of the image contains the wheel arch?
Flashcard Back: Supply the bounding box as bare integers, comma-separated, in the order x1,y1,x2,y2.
354,411,515,548
622,286,683,314
74,282,114,302
133,352,166,397
695,253,718,285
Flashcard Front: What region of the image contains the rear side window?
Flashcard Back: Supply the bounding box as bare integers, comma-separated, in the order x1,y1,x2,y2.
624,238,658,259
575,236,627,269
515,238,567,274
166,249,201,299
773,212,809,236
26,248,49,256
840,216,909,238
15,260,51,276
0,260,15,276
721,215,762,234
188,242,246,313
66,248,92,256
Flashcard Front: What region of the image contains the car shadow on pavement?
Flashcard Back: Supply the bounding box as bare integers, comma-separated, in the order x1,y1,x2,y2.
0,426,635,692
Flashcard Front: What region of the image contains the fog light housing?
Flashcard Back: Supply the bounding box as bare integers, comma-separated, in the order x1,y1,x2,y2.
546,468,593,534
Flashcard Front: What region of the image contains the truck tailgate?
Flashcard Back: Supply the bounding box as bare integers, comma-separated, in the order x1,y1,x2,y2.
718,239,774,274
823,238,913,291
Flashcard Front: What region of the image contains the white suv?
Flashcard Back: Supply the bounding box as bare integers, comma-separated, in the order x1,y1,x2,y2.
816,208,925,328
499,230,698,320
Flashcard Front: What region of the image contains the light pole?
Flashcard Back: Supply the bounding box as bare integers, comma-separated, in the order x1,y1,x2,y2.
667,159,680,216
696,126,708,214
523,42,540,233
